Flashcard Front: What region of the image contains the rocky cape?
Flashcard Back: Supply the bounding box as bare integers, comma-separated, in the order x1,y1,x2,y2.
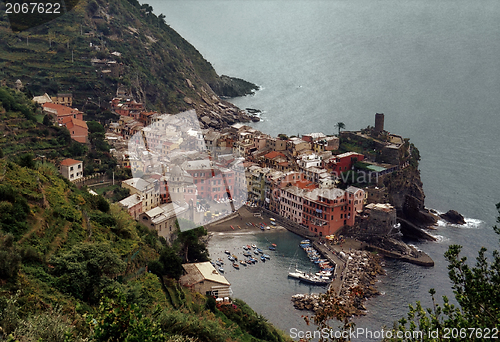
0,0,259,126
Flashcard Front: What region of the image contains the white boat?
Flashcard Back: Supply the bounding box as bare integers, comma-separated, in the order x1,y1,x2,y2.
288,269,305,280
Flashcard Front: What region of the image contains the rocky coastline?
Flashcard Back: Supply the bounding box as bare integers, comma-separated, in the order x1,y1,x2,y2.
291,250,384,316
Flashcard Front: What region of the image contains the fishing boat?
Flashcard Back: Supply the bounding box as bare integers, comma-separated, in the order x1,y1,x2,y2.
232,263,240,269
265,226,271,230
269,246,276,251
271,243,277,247
246,245,252,249
263,254,270,259
224,250,230,255
251,244,257,249
243,252,252,257
260,255,266,262
218,267,224,273
256,248,263,254
240,260,247,266
243,245,248,250
232,254,238,261
228,255,235,261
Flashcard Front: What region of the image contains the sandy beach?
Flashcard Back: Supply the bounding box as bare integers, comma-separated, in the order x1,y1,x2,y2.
204,206,287,233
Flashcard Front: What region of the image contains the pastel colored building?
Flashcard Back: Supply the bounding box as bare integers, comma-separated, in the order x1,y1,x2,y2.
62,116,88,143
59,158,83,181
42,103,83,124
302,187,356,236
180,262,231,299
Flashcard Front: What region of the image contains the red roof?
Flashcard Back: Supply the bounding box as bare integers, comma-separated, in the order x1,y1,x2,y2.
43,103,78,116
264,151,285,160
60,158,82,166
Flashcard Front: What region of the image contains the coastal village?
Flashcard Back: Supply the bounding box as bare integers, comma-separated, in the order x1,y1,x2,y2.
29,84,436,315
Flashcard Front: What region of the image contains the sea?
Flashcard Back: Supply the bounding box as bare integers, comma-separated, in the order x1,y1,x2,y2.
144,0,500,339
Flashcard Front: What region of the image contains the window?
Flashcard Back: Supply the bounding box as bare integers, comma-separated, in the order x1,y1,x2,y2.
70,166,74,171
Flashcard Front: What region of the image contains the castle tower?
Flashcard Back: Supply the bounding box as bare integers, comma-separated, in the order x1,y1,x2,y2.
374,113,384,135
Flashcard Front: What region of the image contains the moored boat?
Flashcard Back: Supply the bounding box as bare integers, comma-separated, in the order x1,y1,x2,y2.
233,263,240,269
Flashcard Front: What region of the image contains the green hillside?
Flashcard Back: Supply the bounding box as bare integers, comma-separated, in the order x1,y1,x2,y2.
0,91,289,342
0,0,257,118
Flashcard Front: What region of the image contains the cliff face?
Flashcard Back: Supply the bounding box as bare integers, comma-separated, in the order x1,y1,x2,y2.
0,0,257,125
383,145,437,238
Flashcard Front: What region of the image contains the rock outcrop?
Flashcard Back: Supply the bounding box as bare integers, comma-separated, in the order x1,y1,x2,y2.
440,210,466,225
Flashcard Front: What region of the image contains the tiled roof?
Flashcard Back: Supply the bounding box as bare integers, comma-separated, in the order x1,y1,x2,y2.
60,158,82,166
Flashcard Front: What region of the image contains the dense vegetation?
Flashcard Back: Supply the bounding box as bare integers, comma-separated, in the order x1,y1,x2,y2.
0,158,290,342
0,89,288,341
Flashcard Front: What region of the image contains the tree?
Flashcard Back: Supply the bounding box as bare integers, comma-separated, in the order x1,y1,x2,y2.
175,226,209,263
388,202,500,341
335,122,345,137
42,114,52,126
148,246,183,280
89,292,165,342
50,243,126,303
87,121,105,134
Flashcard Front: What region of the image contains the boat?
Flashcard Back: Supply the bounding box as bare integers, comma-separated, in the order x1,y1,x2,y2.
299,273,331,286
233,263,240,269
265,226,271,230
237,225,241,229
300,239,310,244
228,256,235,261
218,267,224,273
260,226,265,230
246,259,253,265
253,250,259,255
246,245,252,249
288,269,306,280
232,254,238,261
270,218,276,222
230,225,235,230
243,252,252,257
215,260,221,266
263,254,270,259
240,260,247,266
260,255,266,262
271,243,277,247
269,246,276,251
224,250,230,255
243,245,248,250
256,248,263,254
251,244,257,249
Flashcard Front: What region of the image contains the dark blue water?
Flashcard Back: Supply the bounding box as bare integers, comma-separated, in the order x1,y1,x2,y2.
146,0,500,338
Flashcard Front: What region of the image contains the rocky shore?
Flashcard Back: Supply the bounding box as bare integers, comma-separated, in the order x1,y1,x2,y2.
291,250,384,316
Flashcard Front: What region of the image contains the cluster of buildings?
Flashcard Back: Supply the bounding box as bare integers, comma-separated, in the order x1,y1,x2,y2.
33,92,89,144
106,108,408,239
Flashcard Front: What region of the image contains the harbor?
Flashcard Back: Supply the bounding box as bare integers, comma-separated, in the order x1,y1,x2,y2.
206,206,387,319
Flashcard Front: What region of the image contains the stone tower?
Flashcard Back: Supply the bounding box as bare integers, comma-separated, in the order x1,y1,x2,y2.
374,113,384,135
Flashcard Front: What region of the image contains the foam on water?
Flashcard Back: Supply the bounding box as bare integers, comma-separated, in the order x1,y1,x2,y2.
435,217,483,229
428,233,449,243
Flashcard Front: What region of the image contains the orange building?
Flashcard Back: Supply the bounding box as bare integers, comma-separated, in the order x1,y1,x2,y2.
302,188,356,237
62,116,88,143
42,103,83,124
